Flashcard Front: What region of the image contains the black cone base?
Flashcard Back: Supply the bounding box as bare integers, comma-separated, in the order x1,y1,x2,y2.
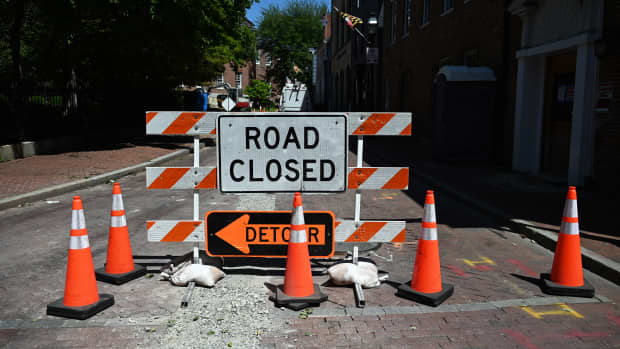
95,264,147,285
539,273,595,298
47,294,114,320
396,282,454,307
275,284,327,310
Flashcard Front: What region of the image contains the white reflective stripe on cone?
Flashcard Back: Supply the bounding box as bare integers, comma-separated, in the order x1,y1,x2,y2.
70,235,90,249
112,194,124,210
289,228,307,243
423,204,436,224
421,227,438,241
560,221,580,235
71,209,86,230
292,206,305,225
111,215,127,228
563,199,578,218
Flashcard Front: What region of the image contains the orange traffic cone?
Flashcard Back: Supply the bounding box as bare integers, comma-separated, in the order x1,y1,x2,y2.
275,192,327,310
397,190,454,306
95,183,146,284
540,186,594,297
47,196,114,319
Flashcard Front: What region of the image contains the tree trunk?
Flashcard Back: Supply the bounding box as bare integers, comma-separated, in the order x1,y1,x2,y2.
9,0,26,142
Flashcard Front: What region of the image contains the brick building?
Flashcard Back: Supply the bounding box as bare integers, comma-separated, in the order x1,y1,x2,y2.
313,14,332,111
382,0,518,163
208,19,274,104
375,0,619,191
330,0,384,113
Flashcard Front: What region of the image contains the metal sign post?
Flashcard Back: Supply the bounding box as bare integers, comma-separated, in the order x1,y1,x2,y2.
181,135,202,307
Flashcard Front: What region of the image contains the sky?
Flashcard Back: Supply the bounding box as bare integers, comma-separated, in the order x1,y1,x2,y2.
246,0,330,25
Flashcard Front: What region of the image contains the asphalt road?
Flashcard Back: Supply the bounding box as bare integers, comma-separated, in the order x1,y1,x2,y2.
1,145,619,348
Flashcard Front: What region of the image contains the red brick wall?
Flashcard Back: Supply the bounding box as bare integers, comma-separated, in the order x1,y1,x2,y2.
382,0,508,160
594,0,620,193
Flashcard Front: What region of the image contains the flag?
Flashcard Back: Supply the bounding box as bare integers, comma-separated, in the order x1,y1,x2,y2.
340,11,363,28
333,6,370,44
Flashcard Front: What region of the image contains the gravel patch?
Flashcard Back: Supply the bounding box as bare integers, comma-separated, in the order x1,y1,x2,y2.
140,275,283,348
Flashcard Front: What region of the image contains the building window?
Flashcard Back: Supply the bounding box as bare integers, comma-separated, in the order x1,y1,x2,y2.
256,52,261,65
391,0,398,44
265,54,271,66
422,0,430,25
235,72,242,88
442,0,454,14
216,74,224,85
404,0,412,35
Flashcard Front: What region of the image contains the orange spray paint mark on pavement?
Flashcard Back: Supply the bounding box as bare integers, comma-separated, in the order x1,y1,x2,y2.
563,331,610,339
507,259,538,277
607,312,620,326
447,265,468,277
503,329,540,349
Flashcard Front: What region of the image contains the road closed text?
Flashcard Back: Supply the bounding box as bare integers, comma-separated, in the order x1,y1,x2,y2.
229,127,336,182
218,115,346,192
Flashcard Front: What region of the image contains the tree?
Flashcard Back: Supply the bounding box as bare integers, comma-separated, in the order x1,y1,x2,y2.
256,0,326,90
245,79,272,109
2,0,257,88
1,0,257,141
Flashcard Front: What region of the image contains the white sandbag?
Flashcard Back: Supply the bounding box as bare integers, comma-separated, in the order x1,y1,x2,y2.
162,262,225,287
327,261,381,288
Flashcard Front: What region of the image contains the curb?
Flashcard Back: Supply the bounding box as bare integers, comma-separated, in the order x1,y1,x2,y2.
413,169,620,287
0,148,190,211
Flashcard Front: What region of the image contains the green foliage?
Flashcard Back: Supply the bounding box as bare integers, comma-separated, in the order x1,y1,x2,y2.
257,0,327,90
1,0,257,88
244,79,272,108
27,95,63,107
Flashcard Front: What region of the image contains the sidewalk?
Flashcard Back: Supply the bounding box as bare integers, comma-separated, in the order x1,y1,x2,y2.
0,137,193,204
363,137,620,278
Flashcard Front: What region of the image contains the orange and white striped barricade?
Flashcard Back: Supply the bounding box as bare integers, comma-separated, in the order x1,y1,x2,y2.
144,112,412,307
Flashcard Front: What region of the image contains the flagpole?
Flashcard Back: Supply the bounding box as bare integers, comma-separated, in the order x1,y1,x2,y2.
354,27,371,45
333,6,371,45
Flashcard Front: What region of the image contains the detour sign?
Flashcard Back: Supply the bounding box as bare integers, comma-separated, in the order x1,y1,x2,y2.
205,211,334,258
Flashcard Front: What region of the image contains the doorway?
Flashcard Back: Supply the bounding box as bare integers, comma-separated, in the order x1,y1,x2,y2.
541,50,577,178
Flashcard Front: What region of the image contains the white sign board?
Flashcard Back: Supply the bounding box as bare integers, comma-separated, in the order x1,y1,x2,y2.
217,114,347,192
222,97,236,112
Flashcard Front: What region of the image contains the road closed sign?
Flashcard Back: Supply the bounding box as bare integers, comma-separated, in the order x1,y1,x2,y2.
217,113,347,192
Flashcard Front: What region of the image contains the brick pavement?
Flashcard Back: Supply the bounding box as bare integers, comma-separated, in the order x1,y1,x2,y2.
0,139,190,200
0,136,619,348
257,178,620,348
262,302,620,348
